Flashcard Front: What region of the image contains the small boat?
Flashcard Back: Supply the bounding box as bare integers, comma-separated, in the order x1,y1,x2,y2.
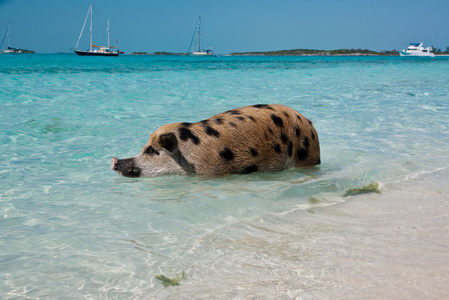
399,42,434,57
0,25,26,54
74,4,119,57
188,16,213,56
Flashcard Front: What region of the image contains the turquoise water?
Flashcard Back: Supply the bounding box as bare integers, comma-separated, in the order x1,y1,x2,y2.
1,54,449,298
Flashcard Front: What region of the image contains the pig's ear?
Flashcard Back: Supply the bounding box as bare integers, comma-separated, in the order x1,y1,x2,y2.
159,132,178,152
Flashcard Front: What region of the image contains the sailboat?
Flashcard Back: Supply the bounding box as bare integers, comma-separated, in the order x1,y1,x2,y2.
74,3,119,57
1,25,26,54
188,16,213,56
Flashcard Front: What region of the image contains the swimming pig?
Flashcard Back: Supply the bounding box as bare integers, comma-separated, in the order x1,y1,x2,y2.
112,104,320,177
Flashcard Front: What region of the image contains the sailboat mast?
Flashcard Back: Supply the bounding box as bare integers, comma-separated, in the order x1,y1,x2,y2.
7,25,10,48
0,25,9,50
0,26,6,49
89,3,93,51
107,19,110,49
197,16,201,52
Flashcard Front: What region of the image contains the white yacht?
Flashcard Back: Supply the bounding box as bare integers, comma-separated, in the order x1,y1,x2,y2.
399,42,434,57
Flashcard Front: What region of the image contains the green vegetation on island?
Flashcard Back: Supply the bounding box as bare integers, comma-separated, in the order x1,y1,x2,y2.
128,46,449,56
128,52,150,55
129,51,187,56
433,46,449,54
230,48,399,56
152,52,186,56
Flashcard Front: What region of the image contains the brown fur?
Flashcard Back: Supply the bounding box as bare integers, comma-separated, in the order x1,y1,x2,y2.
112,104,320,177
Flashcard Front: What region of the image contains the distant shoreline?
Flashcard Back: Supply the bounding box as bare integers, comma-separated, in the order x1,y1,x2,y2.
129,49,400,56
129,52,187,56
229,49,399,56
25,50,449,56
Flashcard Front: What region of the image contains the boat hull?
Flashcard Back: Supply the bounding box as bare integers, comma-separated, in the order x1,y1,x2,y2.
0,49,23,54
189,52,214,56
75,50,119,57
399,51,434,57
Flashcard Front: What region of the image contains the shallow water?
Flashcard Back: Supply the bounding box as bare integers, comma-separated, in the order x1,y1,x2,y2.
1,54,449,299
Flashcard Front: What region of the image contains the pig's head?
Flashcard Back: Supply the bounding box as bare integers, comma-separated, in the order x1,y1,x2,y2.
112,124,190,177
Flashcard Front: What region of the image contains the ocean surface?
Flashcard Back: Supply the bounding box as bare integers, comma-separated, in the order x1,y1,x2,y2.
1,54,449,299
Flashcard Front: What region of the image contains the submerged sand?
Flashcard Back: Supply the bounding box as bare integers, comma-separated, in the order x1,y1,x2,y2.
300,170,449,299
159,168,449,299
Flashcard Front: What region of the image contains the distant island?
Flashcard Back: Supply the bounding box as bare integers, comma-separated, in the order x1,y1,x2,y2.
129,52,187,56
128,48,399,56
229,48,399,56
127,48,449,56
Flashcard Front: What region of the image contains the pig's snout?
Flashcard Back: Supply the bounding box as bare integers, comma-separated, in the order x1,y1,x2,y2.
111,157,142,178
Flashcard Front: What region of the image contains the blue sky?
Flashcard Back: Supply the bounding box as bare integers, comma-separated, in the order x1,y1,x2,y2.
0,0,448,53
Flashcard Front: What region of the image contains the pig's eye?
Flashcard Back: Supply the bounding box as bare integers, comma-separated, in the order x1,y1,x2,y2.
145,146,159,156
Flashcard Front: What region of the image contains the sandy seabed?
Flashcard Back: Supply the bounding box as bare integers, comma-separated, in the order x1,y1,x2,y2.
156,167,449,300
302,169,449,299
